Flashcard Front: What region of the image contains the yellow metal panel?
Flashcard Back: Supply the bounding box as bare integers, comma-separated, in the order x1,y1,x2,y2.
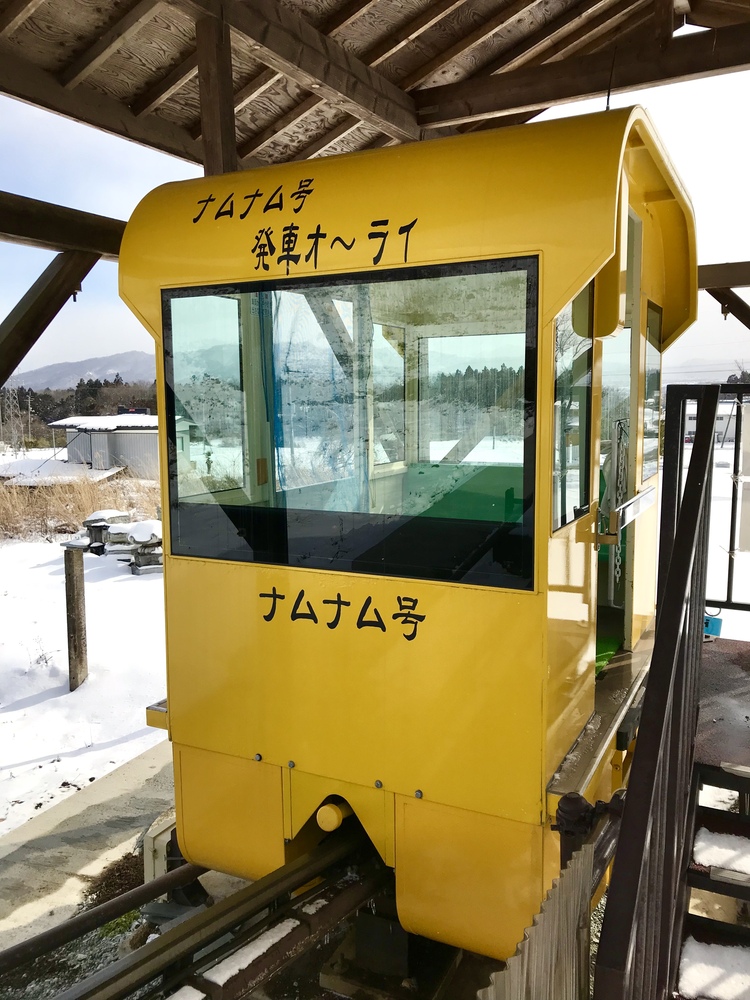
628,499,659,647
289,770,394,865
165,557,546,825
395,795,544,960
545,513,597,785
174,744,286,879
124,109,657,340
145,705,168,730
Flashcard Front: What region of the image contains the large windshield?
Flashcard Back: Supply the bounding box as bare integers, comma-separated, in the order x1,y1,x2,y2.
164,257,538,589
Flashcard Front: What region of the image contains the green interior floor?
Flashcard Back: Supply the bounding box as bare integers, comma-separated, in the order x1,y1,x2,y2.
595,634,622,675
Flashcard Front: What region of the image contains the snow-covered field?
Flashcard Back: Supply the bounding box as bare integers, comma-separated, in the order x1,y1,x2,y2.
0,539,166,836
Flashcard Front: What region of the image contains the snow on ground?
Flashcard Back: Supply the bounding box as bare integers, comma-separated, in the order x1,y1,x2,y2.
679,937,750,1000
0,538,166,836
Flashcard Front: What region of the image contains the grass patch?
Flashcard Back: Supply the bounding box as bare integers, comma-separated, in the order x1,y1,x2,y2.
82,850,144,909
0,475,160,539
100,909,140,937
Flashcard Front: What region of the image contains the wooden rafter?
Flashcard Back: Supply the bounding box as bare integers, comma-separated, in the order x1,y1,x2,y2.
0,0,46,37
0,46,202,161
196,13,237,174
292,115,364,160
0,191,125,260
365,0,467,67
401,0,537,89
460,0,651,132
130,51,199,117
0,250,101,387
653,0,675,47
244,0,466,165
177,0,420,143
706,288,750,331
415,21,750,126
239,94,322,159
482,0,643,73
321,0,380,35
191,67,281,141
134,1,376,130
689,0,750,27
460,1,653,134
60,0,163,89
699,262,750,289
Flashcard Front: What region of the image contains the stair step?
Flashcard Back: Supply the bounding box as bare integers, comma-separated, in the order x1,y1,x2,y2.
697,805,750,837
696,762,750,800
685,914,750,949
678,930,750,999
688,865,750,903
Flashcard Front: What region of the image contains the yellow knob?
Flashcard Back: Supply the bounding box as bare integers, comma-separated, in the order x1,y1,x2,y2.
316,801,353,832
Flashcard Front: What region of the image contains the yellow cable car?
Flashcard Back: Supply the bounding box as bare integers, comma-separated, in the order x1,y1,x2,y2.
120,106,696,960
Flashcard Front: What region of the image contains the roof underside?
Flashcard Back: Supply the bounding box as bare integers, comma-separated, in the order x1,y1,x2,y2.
0,0,749,169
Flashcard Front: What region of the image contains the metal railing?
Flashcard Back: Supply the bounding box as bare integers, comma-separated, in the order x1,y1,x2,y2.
675,382,750,613
593,383,720,999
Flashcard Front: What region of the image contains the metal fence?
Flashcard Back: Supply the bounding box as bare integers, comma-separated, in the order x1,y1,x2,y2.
592,383,720,999
478,843,593,1000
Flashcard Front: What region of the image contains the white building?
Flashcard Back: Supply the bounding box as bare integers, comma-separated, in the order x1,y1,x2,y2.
50,414,160,480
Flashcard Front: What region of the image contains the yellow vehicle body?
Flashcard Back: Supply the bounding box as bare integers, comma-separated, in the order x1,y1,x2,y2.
120,107,696,960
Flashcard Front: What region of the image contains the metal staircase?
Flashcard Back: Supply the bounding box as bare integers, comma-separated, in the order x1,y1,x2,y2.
593,383,750,1000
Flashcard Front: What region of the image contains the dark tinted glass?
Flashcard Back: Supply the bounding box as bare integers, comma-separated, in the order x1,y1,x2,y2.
164,257,538,589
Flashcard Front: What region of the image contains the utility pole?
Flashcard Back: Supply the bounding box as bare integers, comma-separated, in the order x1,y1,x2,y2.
27,393,33,442
6,384,24,452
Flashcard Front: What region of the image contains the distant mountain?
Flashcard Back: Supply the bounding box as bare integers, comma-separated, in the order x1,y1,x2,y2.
13,351,156,391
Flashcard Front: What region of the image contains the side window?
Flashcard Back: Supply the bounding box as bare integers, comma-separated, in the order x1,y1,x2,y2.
553,285,593,531
643,302,662,481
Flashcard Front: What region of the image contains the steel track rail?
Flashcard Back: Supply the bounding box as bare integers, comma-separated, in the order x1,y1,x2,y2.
175,861,390,999
0,863,208,977
53,828,368,1000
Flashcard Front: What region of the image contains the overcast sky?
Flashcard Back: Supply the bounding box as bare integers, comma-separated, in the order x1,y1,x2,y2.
1,57,749,380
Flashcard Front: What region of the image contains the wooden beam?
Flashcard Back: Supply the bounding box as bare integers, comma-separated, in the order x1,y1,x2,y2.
0,45,202,162
196,13,237,174
292,116,362,159
321,0,380,35
707,287,750,331
239,94,321,160
192,66,281,140
178,0,420,143
0,0,46,37
0,191,125,261
653,0,674,48
0,251,101,387
364,0,467,68
130,51,199,117
689,0,750,27
482,0,644,74
699,262,750,289
60,0,163,89
401,0,536,89
415,21,750,127
452,0,648,134
277,0,465,162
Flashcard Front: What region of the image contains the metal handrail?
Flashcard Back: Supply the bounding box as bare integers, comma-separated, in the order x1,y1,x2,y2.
593,383,720,999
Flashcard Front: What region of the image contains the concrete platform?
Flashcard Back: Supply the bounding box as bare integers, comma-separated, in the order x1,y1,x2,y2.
696,637,750,770
0,739,173,950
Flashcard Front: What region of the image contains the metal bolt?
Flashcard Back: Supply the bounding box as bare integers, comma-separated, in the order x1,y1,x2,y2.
375,780,383,789
415,789,423,799
254,754,262,761
288,760,295,768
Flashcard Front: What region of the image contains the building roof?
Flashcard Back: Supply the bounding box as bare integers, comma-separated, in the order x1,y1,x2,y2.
49,414,159,431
